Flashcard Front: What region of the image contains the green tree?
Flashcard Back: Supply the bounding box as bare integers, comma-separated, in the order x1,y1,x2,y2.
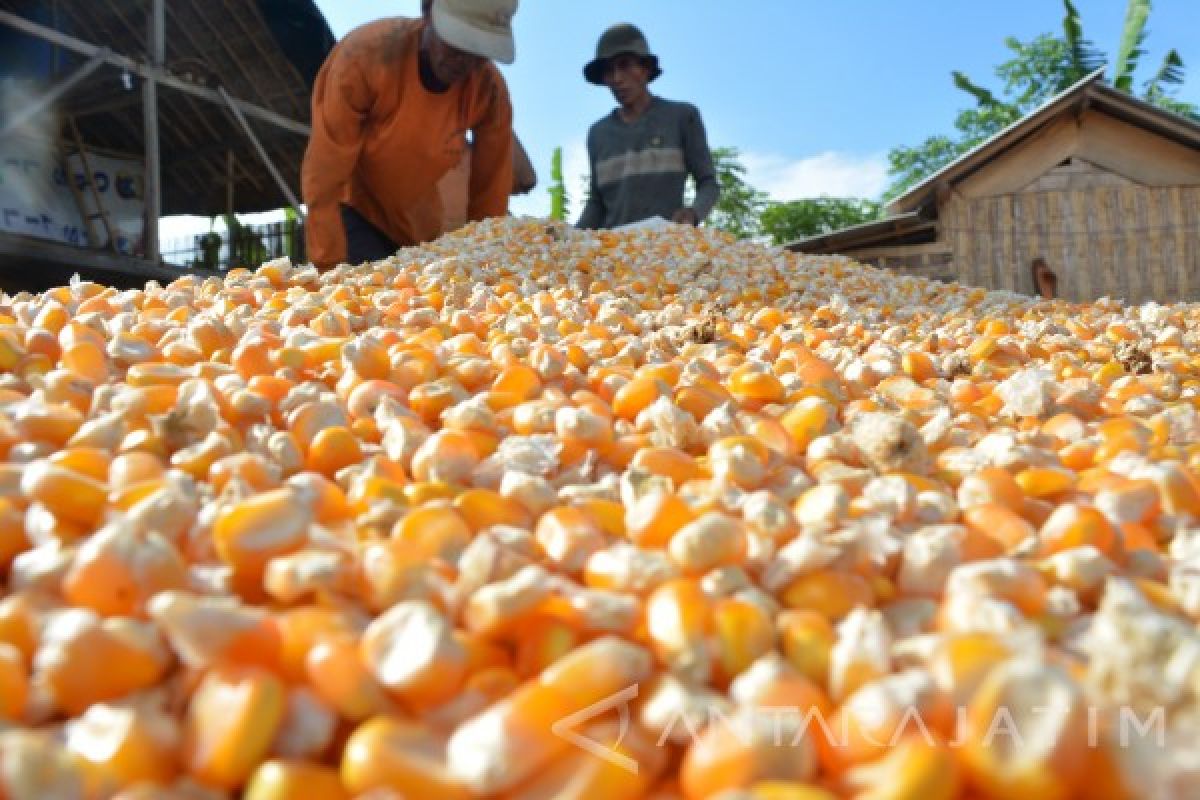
283,206,301,262
703,146,769,239
759,197,883,246
222,213,267,269
885,0,1198,199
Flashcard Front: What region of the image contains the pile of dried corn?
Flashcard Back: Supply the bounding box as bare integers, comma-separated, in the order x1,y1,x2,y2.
2,217,1200,800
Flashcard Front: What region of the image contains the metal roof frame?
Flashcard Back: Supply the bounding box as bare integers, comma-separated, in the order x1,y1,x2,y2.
0,0,328,236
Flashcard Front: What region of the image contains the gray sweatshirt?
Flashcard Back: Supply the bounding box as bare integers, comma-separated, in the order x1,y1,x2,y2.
577,96,720,230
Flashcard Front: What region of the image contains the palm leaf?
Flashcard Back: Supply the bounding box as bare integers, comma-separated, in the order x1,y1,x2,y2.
1113,0,1151,92
1061,0,1105,80
952,71,1001,108
1145,48,1186,96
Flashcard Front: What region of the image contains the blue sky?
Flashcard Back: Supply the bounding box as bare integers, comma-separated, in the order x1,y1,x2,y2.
315,0,1200,217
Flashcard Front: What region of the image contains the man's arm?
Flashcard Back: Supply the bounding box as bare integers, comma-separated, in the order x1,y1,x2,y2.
302,41,374,269
681,104,719,223
467,73,514,222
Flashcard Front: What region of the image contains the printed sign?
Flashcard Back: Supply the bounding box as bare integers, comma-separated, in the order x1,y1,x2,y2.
0,135,145,254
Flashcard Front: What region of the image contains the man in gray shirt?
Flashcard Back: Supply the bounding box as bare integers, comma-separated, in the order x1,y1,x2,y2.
577,24,720,230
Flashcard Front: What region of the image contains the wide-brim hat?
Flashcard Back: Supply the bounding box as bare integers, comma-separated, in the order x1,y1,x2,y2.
432,0,518,65
584,23,662,85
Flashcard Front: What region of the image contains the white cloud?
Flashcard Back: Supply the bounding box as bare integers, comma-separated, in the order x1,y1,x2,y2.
741,150,889,202
508,194,547,218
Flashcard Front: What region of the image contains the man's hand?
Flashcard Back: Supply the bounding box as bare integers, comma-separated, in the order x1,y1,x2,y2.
671,208,699,226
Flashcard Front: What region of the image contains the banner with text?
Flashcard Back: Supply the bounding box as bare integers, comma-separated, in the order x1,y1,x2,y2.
0,135,145,255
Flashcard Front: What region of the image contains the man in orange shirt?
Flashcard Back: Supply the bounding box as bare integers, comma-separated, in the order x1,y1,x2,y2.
302,0,518,270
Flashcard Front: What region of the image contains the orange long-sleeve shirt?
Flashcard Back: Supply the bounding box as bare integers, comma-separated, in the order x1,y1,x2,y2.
302,18,514,270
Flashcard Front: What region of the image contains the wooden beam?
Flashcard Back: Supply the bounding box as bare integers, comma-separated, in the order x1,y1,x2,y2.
0,232,198,283
1076,111,1200,186
57,127,99,250
0,10,311,137
844,243,953,260
173,0,274,111
0,49,109,138
218,86,304,216
67,117,118,252
957,115,1081,199
153,3,260,150
142,0,164,263
78,0,227,157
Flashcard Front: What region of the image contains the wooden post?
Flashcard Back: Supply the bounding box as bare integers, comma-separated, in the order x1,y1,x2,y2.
142,0,165,263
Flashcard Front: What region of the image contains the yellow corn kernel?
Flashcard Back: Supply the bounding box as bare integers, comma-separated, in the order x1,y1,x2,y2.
713,596,776,684
961,661,1086,799
65,704,179,788
19,461,107,528
782,571,874,620
1015,466,1077,497
245,760,349,800
360,601,467,707
0,643,28,721
212,487,312,580
184,667,286,790
342,716,471,799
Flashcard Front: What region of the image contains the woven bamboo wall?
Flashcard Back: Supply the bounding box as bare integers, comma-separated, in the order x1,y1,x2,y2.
941,184,1200,303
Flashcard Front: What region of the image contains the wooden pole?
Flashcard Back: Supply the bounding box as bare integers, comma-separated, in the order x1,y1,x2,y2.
142,0,164,263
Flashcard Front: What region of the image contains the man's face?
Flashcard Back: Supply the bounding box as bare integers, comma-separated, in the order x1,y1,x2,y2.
426,26,485,85
603,53,651,107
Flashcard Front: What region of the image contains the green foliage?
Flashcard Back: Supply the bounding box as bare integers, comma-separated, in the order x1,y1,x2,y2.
884,0,1199,200
1062,0,1106,81
193,216,222,271
884,136,963,202
223,213,267,269
705,146,769,239
952,71,1001,108
283,206,300,262
1145,49,1187,100
1113,0,1150,91
548,147,568,222
759,197,883,246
